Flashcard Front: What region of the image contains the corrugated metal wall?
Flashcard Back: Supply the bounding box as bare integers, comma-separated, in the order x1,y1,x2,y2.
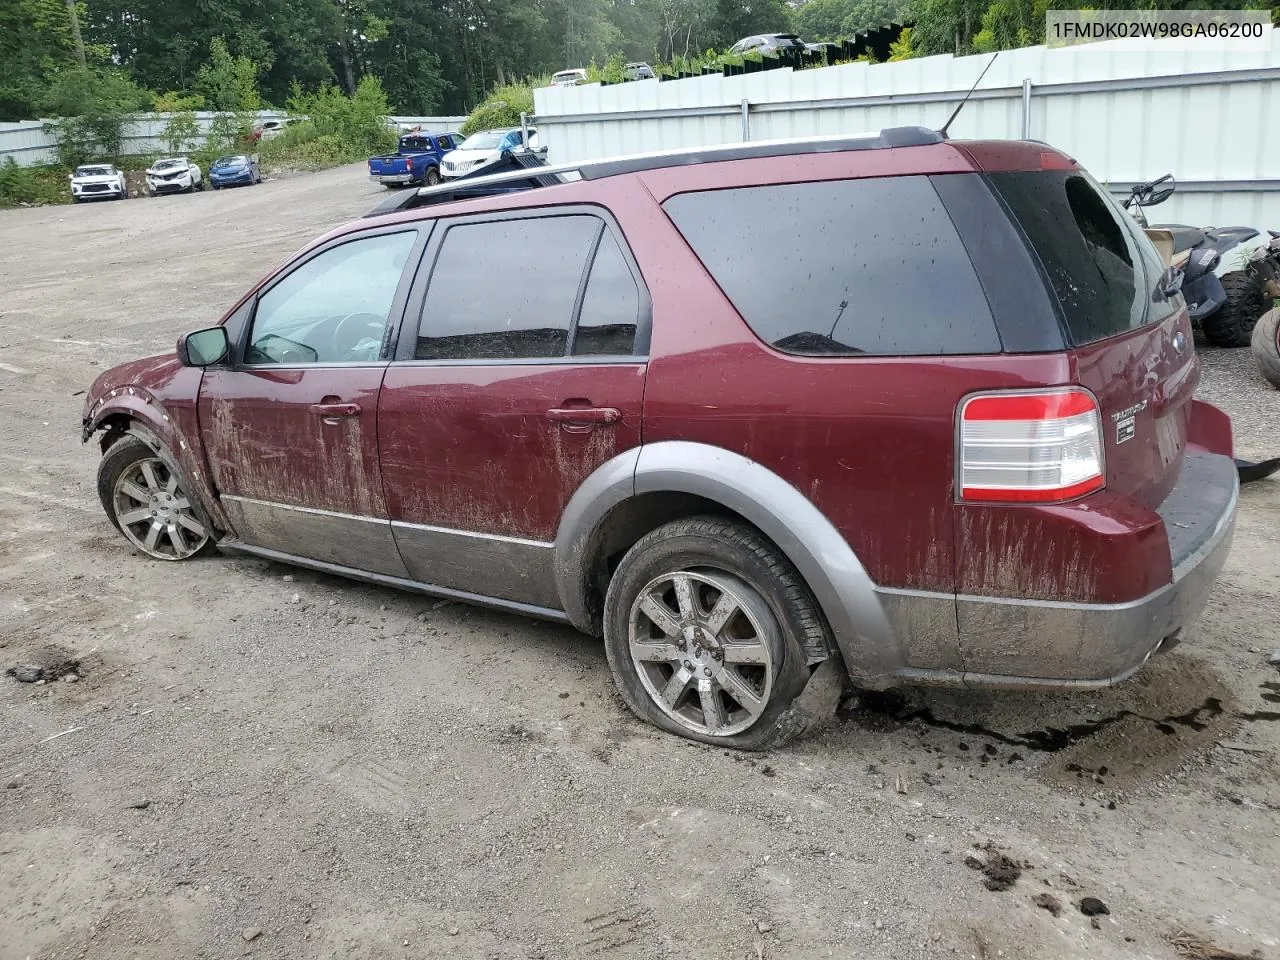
534,31,1280,226
0,113,467,167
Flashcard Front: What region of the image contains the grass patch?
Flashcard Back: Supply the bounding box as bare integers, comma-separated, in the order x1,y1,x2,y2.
0,159,71,208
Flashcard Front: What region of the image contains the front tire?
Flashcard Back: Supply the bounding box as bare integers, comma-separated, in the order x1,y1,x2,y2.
1204,268,1266,347
1252,307,1280,389
602,517,828,750
97,437,215,561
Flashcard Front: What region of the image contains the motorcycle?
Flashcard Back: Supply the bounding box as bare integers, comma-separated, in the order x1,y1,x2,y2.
1124,175,1280,347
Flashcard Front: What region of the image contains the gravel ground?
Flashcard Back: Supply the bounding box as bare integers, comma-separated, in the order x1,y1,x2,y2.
2,165,1279,960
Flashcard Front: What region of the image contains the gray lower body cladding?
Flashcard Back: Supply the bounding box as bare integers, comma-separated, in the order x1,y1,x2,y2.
880,450,1238,689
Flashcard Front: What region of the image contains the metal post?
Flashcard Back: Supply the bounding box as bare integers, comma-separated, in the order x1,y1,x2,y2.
520,111,530,148
1021,79,1032,139
741,99,750,142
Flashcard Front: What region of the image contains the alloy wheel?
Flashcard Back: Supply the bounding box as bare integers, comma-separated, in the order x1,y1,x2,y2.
111,456,209,560
628,570,778,737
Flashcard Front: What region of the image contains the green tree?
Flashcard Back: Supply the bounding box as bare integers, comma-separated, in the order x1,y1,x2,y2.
706,0,791,49
196,37,264,111
794,0,912,42
1,0,81,120
41,66,150,164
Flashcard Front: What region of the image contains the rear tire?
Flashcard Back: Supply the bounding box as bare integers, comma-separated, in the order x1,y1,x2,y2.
1252,307,1280,389
602,517,832,750
1204,268,1266,347
425,166,441,187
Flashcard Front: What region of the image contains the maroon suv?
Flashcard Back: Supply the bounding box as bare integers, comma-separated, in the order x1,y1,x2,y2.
83,127,1239,749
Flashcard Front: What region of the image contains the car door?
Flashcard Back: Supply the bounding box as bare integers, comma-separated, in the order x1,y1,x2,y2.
378,208,650,609
198,226,428,575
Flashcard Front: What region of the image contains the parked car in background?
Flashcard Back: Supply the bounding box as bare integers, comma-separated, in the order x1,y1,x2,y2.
625,62,656,80
70,164,127,202
83,127,1238,751
440,128,535,179
145,157,203,195
551,69,587,87
252,118,292,142
208,155,261,189
729,33,808,55
368,132,459,188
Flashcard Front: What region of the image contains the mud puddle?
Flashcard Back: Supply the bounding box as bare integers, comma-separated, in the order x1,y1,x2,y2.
841,656,1254,790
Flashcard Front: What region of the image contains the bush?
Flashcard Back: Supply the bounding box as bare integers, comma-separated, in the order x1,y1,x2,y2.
161,110,201,154
257,127,357,169
459,81,537,136
0,158,68,207
286,77,397,157
586,53,628,85
40,67,152,168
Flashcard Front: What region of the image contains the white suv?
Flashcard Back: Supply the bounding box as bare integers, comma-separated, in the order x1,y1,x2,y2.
70,164,127,202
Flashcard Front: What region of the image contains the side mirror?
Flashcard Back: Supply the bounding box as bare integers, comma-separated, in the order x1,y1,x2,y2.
177,327,230,367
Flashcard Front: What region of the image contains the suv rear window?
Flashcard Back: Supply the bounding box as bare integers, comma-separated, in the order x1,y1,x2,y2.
988,171,1150,345
663,177,1001,356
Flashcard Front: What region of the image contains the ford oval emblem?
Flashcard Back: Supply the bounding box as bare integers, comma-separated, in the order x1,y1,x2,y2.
1173,331,1187,354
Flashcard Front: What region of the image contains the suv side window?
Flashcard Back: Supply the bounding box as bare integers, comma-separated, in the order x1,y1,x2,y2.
663,177,1001,356
988,170,1146,345
247,231,416,365
415,214,643,361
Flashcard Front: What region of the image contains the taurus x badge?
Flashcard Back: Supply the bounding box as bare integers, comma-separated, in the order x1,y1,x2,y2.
1111,400,1148,445
1172,331,1187,355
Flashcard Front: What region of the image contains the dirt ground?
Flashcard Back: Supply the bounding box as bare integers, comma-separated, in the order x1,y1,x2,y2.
2,165,1279,960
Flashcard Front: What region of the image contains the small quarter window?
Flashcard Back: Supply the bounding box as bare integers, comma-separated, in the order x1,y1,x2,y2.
574,231,639,356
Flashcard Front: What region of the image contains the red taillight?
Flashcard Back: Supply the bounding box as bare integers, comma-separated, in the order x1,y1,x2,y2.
959,388,1104,504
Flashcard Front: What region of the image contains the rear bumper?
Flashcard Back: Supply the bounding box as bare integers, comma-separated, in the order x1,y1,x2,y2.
887,450,1238,688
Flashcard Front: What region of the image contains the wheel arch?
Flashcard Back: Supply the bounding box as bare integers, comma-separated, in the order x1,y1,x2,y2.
554,441,904,683
84,394,231,536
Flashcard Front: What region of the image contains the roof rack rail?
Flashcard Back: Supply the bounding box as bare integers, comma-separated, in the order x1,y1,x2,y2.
365,125,943,218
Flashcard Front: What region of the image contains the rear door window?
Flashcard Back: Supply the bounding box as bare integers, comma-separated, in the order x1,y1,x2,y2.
414,214,644,361
662,177,1001,356
988,171,1150,345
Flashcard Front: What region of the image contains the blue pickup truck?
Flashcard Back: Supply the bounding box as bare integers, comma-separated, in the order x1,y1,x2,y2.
368,131,460,188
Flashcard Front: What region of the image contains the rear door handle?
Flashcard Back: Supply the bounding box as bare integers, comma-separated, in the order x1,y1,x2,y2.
546,406,621,426
309,402,362,419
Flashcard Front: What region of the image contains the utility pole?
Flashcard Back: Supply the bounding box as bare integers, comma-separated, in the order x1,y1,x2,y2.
65,0,87,68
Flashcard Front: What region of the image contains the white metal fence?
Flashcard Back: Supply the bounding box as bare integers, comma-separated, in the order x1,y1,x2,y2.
0,113,467,167
534,30,1280,227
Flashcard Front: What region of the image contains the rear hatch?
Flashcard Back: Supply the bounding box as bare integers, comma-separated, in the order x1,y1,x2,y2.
369,156,410,175
985,167,1197,509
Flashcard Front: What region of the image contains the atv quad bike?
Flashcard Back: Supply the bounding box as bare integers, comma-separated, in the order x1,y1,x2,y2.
1125,175,1280,347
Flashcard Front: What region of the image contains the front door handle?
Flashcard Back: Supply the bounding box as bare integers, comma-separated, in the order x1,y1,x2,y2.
546,406,621,428
309,401,362,419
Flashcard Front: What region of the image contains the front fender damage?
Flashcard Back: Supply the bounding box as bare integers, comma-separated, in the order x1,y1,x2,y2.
82,389,232,537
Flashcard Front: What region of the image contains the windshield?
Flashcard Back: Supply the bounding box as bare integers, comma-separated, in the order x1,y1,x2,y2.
152,159,184,170
459,131,506,150
75,166,112,177
215,155,248,166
